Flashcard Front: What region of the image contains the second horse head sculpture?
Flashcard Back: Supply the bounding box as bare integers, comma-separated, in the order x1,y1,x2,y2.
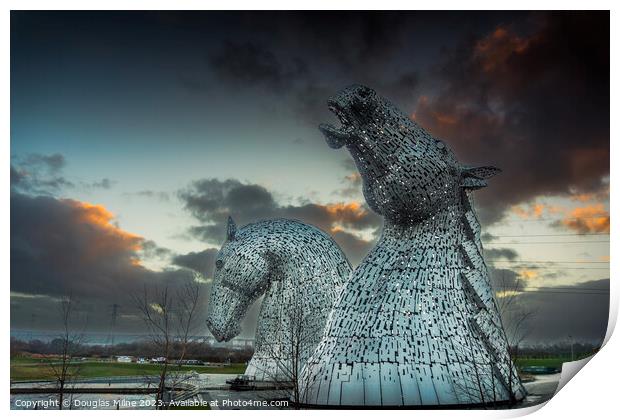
206,217,351,381
301,85,525,407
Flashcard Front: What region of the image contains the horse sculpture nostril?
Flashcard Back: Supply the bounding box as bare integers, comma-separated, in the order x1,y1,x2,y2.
212,330,225,342
327,99,344,114
206,318,226,342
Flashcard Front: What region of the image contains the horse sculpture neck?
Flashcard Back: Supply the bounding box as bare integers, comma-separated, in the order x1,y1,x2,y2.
303,194,520,406
382,204,466,243
377,194,484,267
206,219,350,383
246,221,351,381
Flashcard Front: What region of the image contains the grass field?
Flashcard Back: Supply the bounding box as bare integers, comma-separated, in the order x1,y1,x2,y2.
515,357,574,369
10,357,246,381
10,356,584,381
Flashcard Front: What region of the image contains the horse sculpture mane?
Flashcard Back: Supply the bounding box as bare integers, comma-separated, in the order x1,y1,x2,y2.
301,85,525,407
206,218,351,381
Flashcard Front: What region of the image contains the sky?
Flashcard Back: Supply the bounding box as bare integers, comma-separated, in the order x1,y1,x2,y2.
10,11,610,344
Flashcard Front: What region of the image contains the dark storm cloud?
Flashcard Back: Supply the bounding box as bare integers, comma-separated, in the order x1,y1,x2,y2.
11,153,116,193
11,153,75,194
77,178,118,190
508,279,609,344
187,225,224,243
11,294,91,333
489,267,523,292
488,269,608,344
10,165,24,186
481,232,498,242
10,281,210,335
413,12,609,223
485,247,519,261
172,248,219,280
178,178,381,266
205,12,422,123
23,153,66,171
89,178,115,189
123,190,171,201
330,230,375,267
178,179,278,228
10,192,202,330
140,240,172,260
206,12,608,225
210,41,308,91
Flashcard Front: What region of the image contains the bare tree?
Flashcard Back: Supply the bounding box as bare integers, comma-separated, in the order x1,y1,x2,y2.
252,293,316,408
174,282,201,365
45,294,87,410
447,273,532,407
448,328,494,406
279,298,313,406
495,271,536,402
132,280,202,409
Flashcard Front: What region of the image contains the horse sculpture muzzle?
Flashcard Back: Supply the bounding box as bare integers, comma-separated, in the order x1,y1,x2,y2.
205,285,245,342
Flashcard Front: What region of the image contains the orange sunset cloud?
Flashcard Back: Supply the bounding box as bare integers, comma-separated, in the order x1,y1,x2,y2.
510,202,565,220
324,202,367,221
474,26,532,72
64,199,144,264
562,203,610,234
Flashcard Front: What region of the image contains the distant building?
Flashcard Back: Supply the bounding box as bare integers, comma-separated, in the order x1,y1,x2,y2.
205,336,255,349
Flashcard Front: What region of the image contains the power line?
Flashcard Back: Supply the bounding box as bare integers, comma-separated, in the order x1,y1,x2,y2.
492,266,609,270
495,286,609,295
490,263,608,267
488,260,609,264
496,286,608,292
494,281,610,295
490,262,608,267
485,233,609,237
491,215,609,223
498,289,608,296
485,241,609,245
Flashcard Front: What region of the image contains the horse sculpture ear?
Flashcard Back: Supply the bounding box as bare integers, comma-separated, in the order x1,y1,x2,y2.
226,216,237,241
460,165,501,190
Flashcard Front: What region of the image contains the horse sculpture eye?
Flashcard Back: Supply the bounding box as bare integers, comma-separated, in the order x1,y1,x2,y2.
215,260,224,270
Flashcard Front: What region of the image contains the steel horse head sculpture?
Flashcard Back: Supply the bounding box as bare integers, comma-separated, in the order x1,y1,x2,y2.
206,217,350,381
301,85,525,407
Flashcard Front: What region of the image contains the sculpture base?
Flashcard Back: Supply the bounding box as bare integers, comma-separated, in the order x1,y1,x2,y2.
295,396,525,410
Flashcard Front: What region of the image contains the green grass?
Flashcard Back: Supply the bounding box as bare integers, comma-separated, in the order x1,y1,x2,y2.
10,358,246,381
515,357,573,369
